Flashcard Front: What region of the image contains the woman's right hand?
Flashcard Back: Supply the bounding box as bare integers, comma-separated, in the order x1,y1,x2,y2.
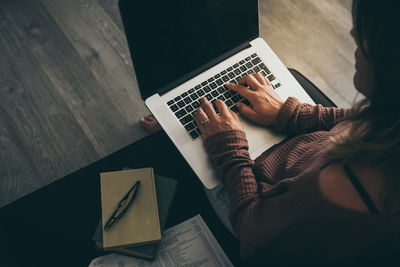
226,73,284,126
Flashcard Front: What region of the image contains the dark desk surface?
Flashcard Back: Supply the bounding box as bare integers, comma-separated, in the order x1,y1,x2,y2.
0,131,245,267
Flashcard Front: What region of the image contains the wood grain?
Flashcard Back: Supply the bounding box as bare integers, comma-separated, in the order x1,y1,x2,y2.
0,0,355,207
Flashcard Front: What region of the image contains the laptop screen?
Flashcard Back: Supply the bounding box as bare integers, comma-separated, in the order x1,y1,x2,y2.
119,0,259,99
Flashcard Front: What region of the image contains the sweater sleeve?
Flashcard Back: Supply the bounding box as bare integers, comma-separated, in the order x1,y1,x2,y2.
274,97,351,135
204,130,325,263
204,130,279,260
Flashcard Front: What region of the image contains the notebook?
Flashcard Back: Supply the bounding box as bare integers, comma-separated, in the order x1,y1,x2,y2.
100,168,161,250
94,174,178,259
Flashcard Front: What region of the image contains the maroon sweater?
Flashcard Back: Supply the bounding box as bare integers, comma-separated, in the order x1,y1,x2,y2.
204,97,400,264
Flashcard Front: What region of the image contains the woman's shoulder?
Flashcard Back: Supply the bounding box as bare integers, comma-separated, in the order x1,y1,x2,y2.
318,163,385,213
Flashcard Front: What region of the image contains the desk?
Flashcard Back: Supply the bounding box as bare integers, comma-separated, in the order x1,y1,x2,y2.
0,131,246,266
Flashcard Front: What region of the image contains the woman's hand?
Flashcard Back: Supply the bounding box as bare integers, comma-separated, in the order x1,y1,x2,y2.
194,97,243,139
226,73,284,126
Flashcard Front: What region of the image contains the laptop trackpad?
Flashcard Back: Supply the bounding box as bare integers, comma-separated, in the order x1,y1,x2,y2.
240,117,285,159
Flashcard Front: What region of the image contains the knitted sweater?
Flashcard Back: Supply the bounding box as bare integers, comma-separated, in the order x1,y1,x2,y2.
204,97,400,264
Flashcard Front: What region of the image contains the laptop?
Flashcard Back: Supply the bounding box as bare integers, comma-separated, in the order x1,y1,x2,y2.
119,0,314,189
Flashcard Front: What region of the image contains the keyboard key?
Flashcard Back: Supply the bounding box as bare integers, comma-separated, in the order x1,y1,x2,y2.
227,66,233,71
242,98,251,106
245,56,251,61
167,100,174,106
251,57,261,65
253,66,261,73
261,70,267,77
180,114,193,125
217,95,225,101
251,53,257,58
181,92,188,97
189,130,200,139
233,63,239,68
267,74,276,82
210,82,217,89
220,70,227,75
275,83,281,88
211,90,219,97
216,79,223,86
259,63,271,74
201,81,208,86
175,109,187,118
228,72,235,79
198,89,205,96
184,97,192,104
192,101,200,108
240,65,247,72
185,105,194,112
188,88,195,93
205,94,213,101
234,69,241,75
190,93,199,100
207,77,214,83
204,86,211,92
230,105,239,113
185,122,195,132
225,99,233,107
195,84,201,90
177,100,185,108
232,95,241,103
239,60,245,65
222,75,229,82
245,62,253,68
217,87,225,93
174,96,181,101
223,92,231,99
170,104,178,112
214,73,221,79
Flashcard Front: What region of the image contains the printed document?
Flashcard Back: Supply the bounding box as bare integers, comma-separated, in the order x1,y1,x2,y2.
88,214,233,267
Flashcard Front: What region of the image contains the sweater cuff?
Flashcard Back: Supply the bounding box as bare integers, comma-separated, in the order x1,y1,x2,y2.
204,130,247,153
274,97,301,132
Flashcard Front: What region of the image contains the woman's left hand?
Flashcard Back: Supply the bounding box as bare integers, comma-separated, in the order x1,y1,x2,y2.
194,97,243,139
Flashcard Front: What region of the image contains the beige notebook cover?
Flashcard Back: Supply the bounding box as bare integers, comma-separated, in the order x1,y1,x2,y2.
100,168,161,250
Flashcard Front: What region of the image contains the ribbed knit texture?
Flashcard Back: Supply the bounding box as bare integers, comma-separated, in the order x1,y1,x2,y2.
204,97,400,264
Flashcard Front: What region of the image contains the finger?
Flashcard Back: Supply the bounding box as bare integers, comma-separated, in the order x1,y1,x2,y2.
253,73,268,86
238,74,262,91
225,83,255,100
199,97,218,121
215,100,231,117
194,107,209,130
236,102,259,122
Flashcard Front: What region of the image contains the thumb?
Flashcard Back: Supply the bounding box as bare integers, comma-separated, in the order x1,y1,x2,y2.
236,102,259,122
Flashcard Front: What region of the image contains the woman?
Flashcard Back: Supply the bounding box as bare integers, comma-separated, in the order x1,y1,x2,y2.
141,0,399,264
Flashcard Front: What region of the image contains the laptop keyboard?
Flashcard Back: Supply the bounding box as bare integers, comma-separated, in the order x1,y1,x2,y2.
166,53,281,140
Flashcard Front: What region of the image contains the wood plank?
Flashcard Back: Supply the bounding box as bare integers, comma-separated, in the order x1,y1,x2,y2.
260,0,357,107
97,0,124,31
0,0,128,206
41,0,150,132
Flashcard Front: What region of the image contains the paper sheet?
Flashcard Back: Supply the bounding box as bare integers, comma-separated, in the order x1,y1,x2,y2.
89,214,233,267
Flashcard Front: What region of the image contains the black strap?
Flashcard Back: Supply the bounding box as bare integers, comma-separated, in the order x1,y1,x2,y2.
342,164,380,214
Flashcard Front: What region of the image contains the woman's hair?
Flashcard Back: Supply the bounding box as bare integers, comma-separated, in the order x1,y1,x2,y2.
328,0,400,211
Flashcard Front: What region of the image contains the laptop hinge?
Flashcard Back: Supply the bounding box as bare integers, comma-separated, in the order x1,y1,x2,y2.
156,42,252,97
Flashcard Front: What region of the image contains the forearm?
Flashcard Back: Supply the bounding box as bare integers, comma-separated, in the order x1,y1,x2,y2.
275,97,351,135
204,130,260,231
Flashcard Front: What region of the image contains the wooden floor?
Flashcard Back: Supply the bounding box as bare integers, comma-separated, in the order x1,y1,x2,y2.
0,0,354,208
